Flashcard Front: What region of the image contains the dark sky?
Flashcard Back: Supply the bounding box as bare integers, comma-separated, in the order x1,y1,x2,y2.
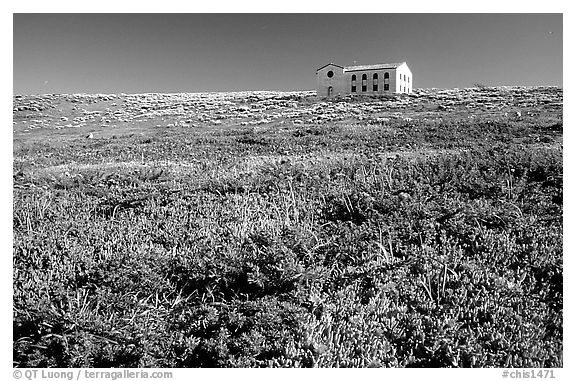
13,13,562,94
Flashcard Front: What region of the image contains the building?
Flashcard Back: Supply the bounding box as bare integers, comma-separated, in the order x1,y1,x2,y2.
316,62,412,97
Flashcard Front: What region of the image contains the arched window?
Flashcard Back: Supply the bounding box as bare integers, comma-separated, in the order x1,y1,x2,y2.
373,73,378,91
351,75,357,93
384,72,390,91
361,74,367,92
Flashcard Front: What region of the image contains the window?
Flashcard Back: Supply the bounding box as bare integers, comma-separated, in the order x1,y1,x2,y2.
362,74,367,92
384,72,390,91
373,73,378,91
351,75,356,92
327,70,334,78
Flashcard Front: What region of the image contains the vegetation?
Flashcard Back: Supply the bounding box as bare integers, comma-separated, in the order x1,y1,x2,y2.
13,87,562,367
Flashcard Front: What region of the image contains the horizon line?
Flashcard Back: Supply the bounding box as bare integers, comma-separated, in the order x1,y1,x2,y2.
13,84,564,97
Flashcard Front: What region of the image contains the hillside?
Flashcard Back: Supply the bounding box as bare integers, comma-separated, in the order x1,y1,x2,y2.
13,87,562,367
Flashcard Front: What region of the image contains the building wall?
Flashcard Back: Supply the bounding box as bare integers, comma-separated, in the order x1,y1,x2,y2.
316,65,346,97
395,64,413,94
317,64,412,97
343,69,397,96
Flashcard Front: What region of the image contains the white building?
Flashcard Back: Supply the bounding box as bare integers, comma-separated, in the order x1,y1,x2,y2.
316,62,413,97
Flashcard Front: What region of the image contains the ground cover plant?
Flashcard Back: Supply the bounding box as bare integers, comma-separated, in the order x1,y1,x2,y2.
13,87,562,367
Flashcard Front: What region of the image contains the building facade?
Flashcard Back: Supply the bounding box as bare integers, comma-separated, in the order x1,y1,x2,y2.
316,62,412,97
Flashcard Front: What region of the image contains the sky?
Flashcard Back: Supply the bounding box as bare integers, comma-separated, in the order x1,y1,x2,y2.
13,13,563,94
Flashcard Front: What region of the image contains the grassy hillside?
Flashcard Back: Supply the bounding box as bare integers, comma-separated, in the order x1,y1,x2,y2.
13,87,562,367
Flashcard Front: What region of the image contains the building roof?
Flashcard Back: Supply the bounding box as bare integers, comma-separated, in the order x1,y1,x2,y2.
316,63,345,72
344,62,406,72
